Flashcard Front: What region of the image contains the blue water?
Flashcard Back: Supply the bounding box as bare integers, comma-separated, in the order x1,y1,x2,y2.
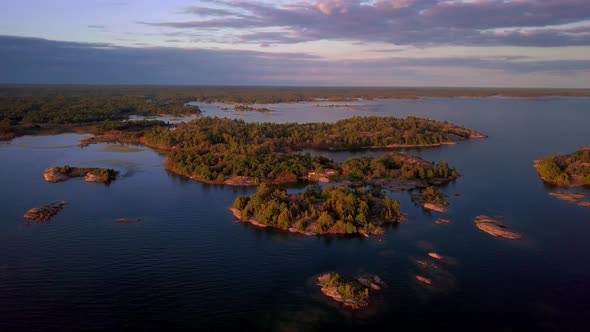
1,98,589,331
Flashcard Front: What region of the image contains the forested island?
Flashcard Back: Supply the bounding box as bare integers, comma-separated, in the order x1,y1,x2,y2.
95,116,476,187
231,185,401,237
70,115,477,187
316,273,384,309
341,154,458,191
44,166,118,184
534,148,590,187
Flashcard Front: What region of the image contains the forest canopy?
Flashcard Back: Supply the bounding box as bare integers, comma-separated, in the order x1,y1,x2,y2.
535,148,590,187
140,117,466,185
232,184,401,237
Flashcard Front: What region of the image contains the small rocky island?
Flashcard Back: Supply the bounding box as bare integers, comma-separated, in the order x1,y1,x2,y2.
229,105,274,112
23,201,68,222
231,184,402,237
317,272,384,309
44,166,118,184
534,148,590,187
411,186,449,212
474,215,522,239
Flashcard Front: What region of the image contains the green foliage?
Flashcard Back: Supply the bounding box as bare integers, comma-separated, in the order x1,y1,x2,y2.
536,150,590,187
1,87,468,187
412,186,448,206
0,88,200,127
341,153,458,182
50,166,118,180
232,185,401,236
155,117,470,183
0,118,12,134
95,120,169,133
321,273,370,307
150,117,463,185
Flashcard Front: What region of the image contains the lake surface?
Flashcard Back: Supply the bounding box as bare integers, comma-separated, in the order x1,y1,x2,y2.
1,98,589,331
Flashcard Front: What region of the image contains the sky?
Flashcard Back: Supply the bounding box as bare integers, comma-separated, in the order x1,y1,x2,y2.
1,0,590,87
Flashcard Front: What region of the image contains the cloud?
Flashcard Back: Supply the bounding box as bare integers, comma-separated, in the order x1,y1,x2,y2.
1,35,589,87
138,0,590,47
181,6,248,17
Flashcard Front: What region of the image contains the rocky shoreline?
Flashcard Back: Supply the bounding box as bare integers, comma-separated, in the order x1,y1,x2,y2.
230,208,316,236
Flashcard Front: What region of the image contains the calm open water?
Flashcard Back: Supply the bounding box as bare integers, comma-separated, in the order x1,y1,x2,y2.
1,98,589,331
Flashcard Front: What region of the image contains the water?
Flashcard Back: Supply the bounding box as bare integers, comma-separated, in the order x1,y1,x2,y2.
1,98,589,331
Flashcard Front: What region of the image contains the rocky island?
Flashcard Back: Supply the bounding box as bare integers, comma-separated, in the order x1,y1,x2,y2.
474,215,522,239
411,186,449,212
231,184,402,237
44,166,118,183
23,201,68,222
316,272,384,309
534,148,590,187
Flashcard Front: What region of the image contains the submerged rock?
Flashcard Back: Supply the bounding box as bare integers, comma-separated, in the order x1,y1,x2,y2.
434,219,451,225
415,275,432,285
549,191,586,203
474,215,522,240
113,218,143,224
428,252,444,260
24,201,68,222
357,275,384,291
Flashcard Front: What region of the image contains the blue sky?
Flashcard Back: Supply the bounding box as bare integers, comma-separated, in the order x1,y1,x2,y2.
1,0,590,87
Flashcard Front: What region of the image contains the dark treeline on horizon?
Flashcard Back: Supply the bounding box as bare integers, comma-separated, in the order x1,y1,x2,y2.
1,85,590,104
